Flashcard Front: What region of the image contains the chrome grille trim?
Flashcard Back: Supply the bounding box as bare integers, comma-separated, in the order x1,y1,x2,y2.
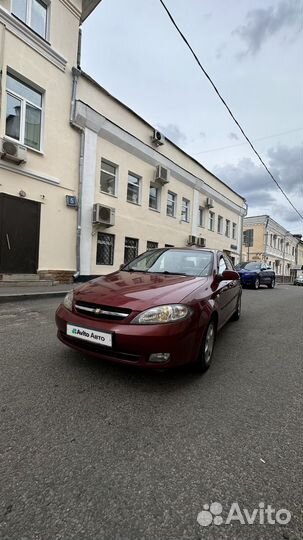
75,303,129,319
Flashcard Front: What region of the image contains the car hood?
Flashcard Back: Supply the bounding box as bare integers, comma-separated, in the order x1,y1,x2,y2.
74,271,207,311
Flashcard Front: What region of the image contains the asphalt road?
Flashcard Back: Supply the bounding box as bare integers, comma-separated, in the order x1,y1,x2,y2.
0,285,302,540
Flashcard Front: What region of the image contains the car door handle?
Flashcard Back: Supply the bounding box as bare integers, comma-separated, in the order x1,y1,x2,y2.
6,233,11,250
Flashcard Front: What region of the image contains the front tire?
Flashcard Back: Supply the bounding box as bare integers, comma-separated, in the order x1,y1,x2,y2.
254,277,260,289
268,278,275,289
193,319,216,373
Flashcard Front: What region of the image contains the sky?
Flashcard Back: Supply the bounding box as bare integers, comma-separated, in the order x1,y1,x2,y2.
81,0,303,234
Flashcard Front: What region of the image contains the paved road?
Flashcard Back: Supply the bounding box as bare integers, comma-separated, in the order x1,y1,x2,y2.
0,286,302,540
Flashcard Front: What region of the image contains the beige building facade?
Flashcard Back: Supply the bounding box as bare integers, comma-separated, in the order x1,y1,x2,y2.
0,0,247,282
0,0,100,281
71,73,247,277
243,215,300,276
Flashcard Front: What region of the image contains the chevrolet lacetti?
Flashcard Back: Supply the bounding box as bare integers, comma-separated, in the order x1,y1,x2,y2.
56,248,241,372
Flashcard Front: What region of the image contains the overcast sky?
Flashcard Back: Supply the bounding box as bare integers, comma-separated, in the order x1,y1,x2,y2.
81,0,303,233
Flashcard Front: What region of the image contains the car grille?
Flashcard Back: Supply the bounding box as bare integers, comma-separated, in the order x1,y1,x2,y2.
74,301,131,321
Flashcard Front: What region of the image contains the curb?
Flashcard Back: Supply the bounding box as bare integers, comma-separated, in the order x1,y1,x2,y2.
0,290,69,304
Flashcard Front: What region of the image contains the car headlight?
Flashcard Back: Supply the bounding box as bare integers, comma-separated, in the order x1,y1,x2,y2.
63,290,74,311
132,304,191,325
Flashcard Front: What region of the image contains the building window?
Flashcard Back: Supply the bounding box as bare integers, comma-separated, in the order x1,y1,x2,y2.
127,173,141,204
147,241,158,250
167,191,177,217
181,198,190,222
100,159,117,195
232,222,237,240
198,206,204,227
225,219,230,237
96,233,115,265
209,211,215,232
149,183,160,210
5,72,42,151
12,0,48,40
124,237,138,263
217,215,223,234
270,234,273,246
292,246,295,256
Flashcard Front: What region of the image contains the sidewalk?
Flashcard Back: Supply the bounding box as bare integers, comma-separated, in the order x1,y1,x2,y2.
0,283,74,303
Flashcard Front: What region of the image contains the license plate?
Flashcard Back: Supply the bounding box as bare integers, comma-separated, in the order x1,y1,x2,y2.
66,323,112,348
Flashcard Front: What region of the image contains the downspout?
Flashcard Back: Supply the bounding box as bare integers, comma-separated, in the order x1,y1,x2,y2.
70,63,83,278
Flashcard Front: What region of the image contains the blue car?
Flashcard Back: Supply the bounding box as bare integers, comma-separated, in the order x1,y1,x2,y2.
235,262,276,289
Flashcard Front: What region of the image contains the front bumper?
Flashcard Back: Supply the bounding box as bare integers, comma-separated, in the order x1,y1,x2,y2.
55,304,200,369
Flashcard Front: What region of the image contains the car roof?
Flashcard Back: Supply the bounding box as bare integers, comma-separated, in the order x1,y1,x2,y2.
157,247,220,253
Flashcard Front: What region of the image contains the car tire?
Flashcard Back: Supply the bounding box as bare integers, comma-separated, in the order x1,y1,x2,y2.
231,295,241,321
268,278,275,289
193,319,217,373
254,277,260,289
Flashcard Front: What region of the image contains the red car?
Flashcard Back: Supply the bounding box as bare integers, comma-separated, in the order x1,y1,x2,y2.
56,248,241,372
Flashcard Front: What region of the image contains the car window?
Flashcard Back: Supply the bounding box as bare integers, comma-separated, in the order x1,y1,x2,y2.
236,262,261,271
219,256,227,274
123,249,214,277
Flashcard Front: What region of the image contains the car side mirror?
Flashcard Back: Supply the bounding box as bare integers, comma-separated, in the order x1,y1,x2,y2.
119,263,125,270
221,270,240,281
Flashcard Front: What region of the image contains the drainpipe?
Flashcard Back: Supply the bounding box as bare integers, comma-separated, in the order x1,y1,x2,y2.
70,65,83,278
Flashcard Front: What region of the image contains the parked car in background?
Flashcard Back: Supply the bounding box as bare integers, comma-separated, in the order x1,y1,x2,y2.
56,248,241,373
235,262,275,289
293,275,303,286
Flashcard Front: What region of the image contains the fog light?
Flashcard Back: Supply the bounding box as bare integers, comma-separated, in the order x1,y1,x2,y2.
148,353,170,363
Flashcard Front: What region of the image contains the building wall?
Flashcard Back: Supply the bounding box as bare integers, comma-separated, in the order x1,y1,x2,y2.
74,77,247,275
0,0,82,278
243,216,299,275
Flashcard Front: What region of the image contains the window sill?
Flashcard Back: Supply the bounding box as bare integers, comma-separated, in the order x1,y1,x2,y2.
127,200,141,206
149,207,161,213
198,225,205,228
100,191,117,198
166,214,176,219
181,219,190,224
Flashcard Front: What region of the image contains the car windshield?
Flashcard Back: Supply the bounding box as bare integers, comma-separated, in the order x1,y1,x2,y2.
123,249,214,277
236,262,261,271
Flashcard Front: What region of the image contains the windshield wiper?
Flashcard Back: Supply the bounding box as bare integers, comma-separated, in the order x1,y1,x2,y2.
123,268,147,272
149,271,188,276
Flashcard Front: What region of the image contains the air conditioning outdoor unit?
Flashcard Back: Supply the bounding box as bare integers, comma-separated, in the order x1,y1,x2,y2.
0,138,27,164
205,197,214,208
197,237,206,247
92,204,115,227
151,129,165,146
155,165,170,185
188,235,197,245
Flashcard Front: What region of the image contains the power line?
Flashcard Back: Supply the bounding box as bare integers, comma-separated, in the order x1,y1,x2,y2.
192,127,303,155
159,0,303,221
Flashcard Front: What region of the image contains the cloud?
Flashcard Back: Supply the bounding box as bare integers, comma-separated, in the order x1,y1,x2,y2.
228,132,239,141
233,1,301,56
214,144,303,226
157,123,187,146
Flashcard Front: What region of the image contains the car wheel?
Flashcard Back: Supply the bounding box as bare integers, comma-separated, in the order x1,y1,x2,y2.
193,319,216,373
268,278,275,289
254,277,260,289
231,295,241,321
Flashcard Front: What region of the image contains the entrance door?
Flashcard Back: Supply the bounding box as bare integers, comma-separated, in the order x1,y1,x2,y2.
0,194,41,274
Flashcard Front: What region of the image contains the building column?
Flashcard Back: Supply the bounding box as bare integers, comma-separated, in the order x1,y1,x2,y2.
80,127,97,276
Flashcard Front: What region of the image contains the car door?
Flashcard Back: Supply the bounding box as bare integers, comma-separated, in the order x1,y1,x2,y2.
213,254,234,328
260,264,271,285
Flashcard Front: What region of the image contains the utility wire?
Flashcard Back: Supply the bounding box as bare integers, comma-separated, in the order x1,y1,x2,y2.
193,127,303,155
159,0,303,221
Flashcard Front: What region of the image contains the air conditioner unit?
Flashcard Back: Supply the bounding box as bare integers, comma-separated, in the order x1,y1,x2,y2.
151,129,165,146
188,235,197,245
92,204,115,227
205,197,214,208
197,237,206,247
155,165,170,185
0,138,27,164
